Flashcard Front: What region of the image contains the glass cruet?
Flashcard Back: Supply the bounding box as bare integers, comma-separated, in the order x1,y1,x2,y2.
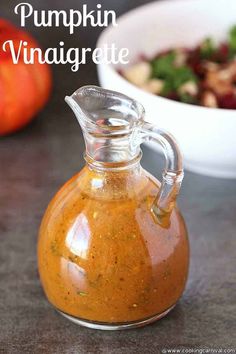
38,86,189,330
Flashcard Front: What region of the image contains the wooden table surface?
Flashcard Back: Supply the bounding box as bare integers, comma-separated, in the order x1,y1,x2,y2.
0,0,235,353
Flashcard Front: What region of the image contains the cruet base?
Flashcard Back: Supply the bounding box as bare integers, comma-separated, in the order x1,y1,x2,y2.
57,304,176,330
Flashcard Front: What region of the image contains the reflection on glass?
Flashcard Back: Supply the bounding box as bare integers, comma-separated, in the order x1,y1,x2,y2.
66,213,90,259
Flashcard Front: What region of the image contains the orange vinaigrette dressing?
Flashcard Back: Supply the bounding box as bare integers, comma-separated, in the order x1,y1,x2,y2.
38,165,189,323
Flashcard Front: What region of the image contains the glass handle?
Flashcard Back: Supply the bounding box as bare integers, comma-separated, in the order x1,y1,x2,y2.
141,121,184,226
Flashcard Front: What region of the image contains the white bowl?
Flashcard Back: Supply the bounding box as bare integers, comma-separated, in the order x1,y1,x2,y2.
97,0,236,178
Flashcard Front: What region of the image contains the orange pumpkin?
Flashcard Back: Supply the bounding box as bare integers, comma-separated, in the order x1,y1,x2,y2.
0,19,52,135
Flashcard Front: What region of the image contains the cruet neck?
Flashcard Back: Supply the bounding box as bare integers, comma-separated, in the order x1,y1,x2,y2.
65,86,145,166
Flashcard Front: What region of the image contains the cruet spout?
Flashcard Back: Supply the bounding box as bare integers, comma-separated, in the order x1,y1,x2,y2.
65,85,144,134
65,87,94,131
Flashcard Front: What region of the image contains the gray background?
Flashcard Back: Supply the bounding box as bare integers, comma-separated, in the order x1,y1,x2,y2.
0,0,235,353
